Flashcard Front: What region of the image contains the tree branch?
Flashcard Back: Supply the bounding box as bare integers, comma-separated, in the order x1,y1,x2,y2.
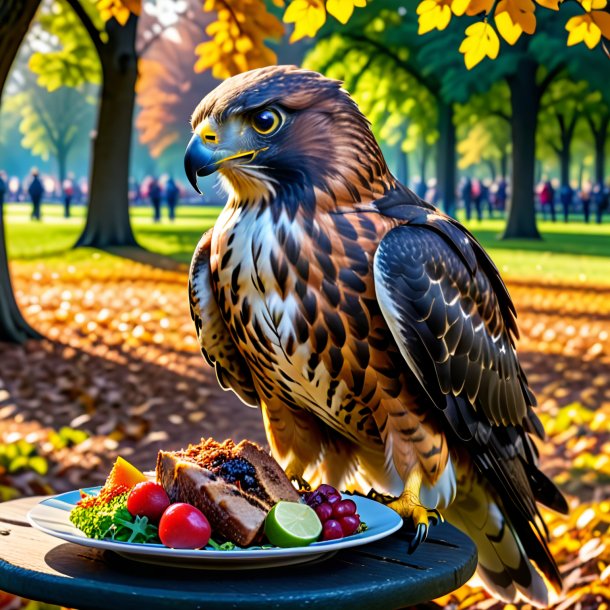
490,109,511,124
537,64,563,99
64,0,104,57
341,33,438,98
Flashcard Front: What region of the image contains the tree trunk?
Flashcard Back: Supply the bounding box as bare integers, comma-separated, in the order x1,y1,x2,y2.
0,0,43,343
485,159,497,181
500,148,508,180
420,143,429,184
75,16,138,248
57,145,67,186
503,59,541,239
559,149,570,188
436,101,456,216
593,114,609,185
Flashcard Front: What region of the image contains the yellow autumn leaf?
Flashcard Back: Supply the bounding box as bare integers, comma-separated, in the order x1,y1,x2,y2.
283,0,327,41
459,21,500,69
451,0,470,16
97,0,140,23
494,0,536,44
580,0,606,11
326,0,366,24
566,14,602,48
592,9,610,38
417,0,453,34
465,0,493,15
534,0,559,7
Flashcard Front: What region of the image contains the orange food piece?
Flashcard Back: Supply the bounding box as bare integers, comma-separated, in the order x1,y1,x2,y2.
103,456,147,492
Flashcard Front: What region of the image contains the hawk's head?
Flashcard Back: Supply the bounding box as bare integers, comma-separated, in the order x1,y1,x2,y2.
184,65,393,206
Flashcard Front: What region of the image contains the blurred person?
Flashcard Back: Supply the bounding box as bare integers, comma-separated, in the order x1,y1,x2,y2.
495,177,507,212
471,177,483,221
482,179,492,218
593,181,608,224
149,177,162,222
0,171,6,210
538,179,555,222
165,177,179,221
579,181,592,223
559,183,573,223
28,168,44,221
460,176,473,221
62,173,75,218
425,178,438,205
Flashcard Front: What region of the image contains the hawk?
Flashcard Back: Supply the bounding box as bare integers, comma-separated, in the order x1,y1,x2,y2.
184,66,567,606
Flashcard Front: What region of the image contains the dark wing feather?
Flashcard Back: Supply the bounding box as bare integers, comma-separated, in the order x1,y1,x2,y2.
189,230,259,407
372,219,568,518
373,222,529,429
373,217,567,593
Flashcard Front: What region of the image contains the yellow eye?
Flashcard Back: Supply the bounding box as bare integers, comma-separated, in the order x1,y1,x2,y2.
252,109,281,135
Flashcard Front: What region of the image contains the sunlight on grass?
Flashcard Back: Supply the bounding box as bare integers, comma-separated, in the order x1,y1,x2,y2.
5,202,610,284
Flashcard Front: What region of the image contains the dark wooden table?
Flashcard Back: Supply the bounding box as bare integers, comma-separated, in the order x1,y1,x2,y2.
0,497,477,610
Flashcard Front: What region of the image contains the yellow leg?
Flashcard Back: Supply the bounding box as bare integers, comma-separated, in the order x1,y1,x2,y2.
388,466,442,553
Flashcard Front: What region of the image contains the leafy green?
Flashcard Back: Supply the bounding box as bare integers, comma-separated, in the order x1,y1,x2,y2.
70,492,158,543
207,538,236,551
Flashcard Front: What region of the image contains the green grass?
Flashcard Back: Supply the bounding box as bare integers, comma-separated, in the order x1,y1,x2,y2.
4,202,610,284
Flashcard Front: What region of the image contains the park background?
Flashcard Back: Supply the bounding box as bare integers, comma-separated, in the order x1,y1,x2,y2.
0,0,609,608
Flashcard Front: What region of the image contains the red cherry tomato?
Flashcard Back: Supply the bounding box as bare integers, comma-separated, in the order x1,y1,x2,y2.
158,503,211,549
127,482,170,523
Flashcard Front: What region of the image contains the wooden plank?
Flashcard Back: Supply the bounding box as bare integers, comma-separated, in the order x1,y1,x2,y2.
0,497,477,610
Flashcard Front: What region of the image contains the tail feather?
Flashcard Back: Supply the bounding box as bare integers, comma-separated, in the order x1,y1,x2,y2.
444,476,559,608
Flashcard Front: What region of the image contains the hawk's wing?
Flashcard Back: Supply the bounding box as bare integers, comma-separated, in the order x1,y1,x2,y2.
189,230,259,407
372,212,567,512
372,211,567,593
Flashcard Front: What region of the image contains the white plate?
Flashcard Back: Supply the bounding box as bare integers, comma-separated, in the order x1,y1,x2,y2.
27,487,403,570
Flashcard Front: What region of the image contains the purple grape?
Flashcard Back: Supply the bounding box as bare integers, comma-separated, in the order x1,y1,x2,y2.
316,484,338,496
322,519,344,541
314,502,333,522
339,515,360,536
327,492,341,504
305,490,327,508
332,499,357,518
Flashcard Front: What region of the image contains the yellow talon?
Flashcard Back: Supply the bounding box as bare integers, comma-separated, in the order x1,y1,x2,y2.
387,467,441,553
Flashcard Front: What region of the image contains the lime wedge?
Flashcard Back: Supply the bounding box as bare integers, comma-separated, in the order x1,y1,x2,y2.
264,501,323,547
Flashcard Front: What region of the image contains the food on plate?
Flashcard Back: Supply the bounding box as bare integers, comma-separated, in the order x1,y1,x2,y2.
158,503,211,549
105,456,148,490
264,501,322,547
127,481,171,524
70,456,158,543
68,440,367,551
304,484,364,541
156,438,300,546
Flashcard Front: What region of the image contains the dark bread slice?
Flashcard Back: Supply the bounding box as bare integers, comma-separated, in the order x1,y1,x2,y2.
156,439,302,546
233,440,300,505
156,451,266,546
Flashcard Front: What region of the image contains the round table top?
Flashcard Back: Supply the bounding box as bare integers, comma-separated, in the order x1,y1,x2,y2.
0,496,477,610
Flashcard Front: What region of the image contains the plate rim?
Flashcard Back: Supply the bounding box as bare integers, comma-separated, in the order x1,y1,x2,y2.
27,488,403,562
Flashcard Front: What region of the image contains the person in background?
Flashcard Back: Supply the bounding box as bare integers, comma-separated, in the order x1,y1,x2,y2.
471,177,483,221
481,179,492,218
559,183,573,223
0,171,6,210
460,176,473,221
62,173,74,218
539,179,555,222
28,168,44,221
579,181,592,223
593,181,608,224
495,178,507,213
165,177,179,222
149,177,162,223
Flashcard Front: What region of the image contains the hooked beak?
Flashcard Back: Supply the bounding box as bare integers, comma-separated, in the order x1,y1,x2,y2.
184,133,216,195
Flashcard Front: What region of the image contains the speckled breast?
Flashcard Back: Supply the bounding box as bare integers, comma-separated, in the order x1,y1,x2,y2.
209,202,406,448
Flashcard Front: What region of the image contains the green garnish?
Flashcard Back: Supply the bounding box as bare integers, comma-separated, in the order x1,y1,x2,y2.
208,538,236,551
70,492,158,543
